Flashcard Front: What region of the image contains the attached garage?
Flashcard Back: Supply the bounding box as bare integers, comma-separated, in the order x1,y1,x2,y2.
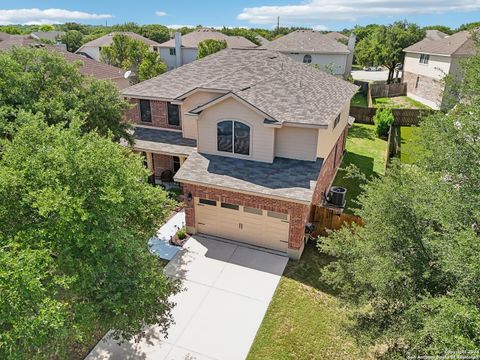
194,197,290,252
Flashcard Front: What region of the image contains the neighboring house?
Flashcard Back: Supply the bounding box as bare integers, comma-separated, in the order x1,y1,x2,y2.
75,32,161,61
255,34,270,46
325,31,348,43
425,29,448,41
122,48,357,259
260,30,356,77
0,36,128,90
0,31,10,42
403,30,476,109
31,31,64,43
157,28,257,69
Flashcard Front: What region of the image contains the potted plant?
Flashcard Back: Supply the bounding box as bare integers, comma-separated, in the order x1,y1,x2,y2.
170,227,189,246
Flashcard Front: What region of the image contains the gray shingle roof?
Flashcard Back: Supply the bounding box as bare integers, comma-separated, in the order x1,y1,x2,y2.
404,30,477,56
174,152,323,203
31,31,64,42
425,30,448,41
77,32,160,50
0,31,10,42
128,126,197,156
122,49,358,127
158,28,256,49
260,30,349,54
58,50,126,80
325,32,348,42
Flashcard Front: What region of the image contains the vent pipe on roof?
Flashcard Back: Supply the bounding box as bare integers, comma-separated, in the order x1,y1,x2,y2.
175,32,182,68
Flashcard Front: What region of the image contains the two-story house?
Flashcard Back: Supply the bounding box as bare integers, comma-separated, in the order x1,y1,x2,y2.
260,30,356,77
122,48,357,259
157,28,257,70
403,30,476,109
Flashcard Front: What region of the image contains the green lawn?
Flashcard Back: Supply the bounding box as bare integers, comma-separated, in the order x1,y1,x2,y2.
399,126,423,165
351,92,368,107
248,243,371,360
332,124,387,211
373,96,431,109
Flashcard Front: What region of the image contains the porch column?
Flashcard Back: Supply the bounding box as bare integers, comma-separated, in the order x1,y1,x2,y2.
146,152,154,174
179,156,186,166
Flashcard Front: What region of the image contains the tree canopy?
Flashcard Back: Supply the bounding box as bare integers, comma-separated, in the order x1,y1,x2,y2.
61,29,84,52
140,24,170,43
319,40,480,357
197,39,228,59
0,114,177,359
100,34,166,84
0,47,131,142
355,21,425,83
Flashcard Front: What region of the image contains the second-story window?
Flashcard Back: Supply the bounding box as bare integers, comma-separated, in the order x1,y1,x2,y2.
333,114,341,129
419,54,429,64
167,103,180,126
303,54,312,64
217,120,250,156
170,48,176,56
139,99,152,123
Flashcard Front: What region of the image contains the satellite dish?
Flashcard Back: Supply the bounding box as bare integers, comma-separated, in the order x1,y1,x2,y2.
124,70,132,79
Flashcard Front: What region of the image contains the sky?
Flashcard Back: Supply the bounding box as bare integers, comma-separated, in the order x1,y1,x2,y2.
1,1,479,31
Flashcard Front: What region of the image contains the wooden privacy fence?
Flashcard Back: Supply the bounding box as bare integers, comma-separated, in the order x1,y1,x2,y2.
369,82,407,98
312,206,364,237
349,106,436,126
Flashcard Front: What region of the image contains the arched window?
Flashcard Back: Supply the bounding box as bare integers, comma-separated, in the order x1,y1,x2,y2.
217,120,250,156
303,54,312,64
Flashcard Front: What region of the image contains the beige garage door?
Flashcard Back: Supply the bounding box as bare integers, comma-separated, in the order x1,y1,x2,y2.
195,197,289,252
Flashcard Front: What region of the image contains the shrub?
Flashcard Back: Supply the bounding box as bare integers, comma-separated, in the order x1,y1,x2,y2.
374,108,394,137
176,228,187,240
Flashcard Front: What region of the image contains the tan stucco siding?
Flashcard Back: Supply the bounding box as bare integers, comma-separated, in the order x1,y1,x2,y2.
404,52,451,80
316,102,349,159
275,126,318,161
181,91,223,140
197,97,275,163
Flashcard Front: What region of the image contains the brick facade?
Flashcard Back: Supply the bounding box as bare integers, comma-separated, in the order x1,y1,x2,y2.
125,98,182,131
152,153,174,177
311,125,348,211
403,71,444,107
181,183,310,250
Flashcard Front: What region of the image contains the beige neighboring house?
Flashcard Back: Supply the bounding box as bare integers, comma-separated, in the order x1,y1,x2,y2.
0,35,129,90
157,28,257,69
403,30,477,109
260,30,356,77
122,48,357,259
75,32,161,61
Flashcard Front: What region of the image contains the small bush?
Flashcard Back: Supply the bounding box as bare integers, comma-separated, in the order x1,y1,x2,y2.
176,228,187,240
374,108,394,137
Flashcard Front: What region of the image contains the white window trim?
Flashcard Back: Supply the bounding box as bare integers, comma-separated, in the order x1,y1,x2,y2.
215,119,253,159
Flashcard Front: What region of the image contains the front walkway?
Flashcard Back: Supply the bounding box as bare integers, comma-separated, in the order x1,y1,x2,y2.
148,210,185,260
86,235,288,360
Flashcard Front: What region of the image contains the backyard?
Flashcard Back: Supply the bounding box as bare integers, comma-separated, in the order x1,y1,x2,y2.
248,242,372,360
399,126,423,164
373,95,431,109
332,123,387,211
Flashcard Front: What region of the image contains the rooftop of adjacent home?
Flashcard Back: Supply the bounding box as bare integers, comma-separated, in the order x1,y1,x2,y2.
260,30,350,54
158,28,257,49
122,48,358,128
404,29,479,56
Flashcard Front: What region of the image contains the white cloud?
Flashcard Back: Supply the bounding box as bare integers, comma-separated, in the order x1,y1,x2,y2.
155,11,167,17
238,0,480,24
312,24,328,31
0,8,113,25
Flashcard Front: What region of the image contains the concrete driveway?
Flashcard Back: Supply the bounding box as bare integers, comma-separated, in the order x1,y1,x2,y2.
86,235,288,360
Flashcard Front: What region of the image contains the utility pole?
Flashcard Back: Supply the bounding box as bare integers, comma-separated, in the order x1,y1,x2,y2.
277,16,280,35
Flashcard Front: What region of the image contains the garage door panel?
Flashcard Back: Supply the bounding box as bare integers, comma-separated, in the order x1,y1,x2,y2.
195,198,289,252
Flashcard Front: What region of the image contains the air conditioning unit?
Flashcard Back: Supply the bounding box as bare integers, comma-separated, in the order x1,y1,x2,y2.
326,186,347,208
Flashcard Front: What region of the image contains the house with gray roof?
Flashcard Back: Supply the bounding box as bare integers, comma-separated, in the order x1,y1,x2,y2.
403,30,477,109
75,32,161,61
260,30,356,77
157,28,257,70
122,48,357,259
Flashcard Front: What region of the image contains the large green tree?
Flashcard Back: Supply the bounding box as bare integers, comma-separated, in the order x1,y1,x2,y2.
141,24,170,43
61,29,84,52
0,47,131,141
355,21,425,83
100,34,166,84
197,39,227,59
319,40,480,357
0,113,177,359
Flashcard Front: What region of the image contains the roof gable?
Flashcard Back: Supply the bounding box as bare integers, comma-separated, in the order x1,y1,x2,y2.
404,30,477,56
158,28,256,49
